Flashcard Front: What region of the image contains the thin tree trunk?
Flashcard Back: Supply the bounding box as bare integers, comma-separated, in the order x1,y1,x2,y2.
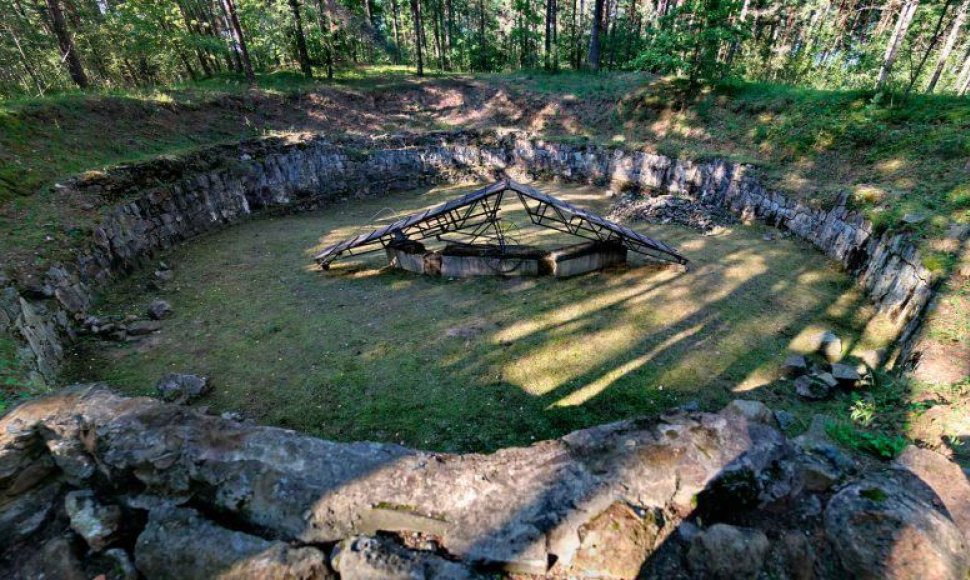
2,22,45,95
45,0,89,88
289,0,313,77
221,0,256,84
478,0,486,70
927,0,968,92
314,0,334,78
411,0,425,75
904,0,954,94
588,0,605,69
391,0,402,60
876,0,919,89
956,42,970,93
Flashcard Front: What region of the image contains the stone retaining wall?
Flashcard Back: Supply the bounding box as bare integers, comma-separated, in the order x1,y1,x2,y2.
0,130,935,385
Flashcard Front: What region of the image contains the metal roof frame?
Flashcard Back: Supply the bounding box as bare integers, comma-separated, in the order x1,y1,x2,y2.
314,179,688,268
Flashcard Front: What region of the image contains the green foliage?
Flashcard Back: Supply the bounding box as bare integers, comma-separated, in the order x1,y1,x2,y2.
632,0,746,92
826,420,908,460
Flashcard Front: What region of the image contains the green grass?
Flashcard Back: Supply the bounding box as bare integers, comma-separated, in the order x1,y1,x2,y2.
64,183,896,452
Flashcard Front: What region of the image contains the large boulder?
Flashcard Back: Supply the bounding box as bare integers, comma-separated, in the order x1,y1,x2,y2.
134,507,332,579
824,471,970,579
686,523,770,579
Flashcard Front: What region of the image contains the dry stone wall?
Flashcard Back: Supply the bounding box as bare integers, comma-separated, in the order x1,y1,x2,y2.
2,386,968,578
0,131,935,385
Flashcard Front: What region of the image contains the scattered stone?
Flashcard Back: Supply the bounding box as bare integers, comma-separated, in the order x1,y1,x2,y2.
146,299,173,320
331,535,474,579
609,193,739,234
824,472,970,579
220,411,244,422
135,507,332,579
65,490,123,552
902,213,926,226
153,269,174,282
724,399,777,426
155,373,210,403
774,409,797,431
795,375,834,400
817,331,843,362
814,372,838,389
687,524,770,579
782,354,809,378
126,320,162,336
830,363,862,387
762,233,775,241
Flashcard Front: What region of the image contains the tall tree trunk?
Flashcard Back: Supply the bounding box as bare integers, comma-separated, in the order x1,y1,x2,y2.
588,0,605,69
956,42,970,93
45,0,89,88
927,0,969,92
478,0,487,70
411,0,425,75
876,0,919,89
314,0,334,78
904,0,954,94
2,22,45,95
391,0,402,60
289,0,313,77
221,0,256,84
545,0,555,70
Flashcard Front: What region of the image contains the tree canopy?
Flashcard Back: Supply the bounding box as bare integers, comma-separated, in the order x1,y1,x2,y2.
1,0,969,97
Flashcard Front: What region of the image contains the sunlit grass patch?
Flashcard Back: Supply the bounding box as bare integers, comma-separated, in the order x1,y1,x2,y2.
65,183,895,452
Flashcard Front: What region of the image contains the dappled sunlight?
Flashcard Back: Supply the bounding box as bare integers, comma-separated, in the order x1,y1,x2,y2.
74,182,897,452
552,324,703,407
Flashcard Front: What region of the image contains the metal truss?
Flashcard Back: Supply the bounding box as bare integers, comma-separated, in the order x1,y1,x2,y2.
315,179,688,268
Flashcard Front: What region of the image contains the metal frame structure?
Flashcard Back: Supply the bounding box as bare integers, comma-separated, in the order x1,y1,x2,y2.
315,179,688,268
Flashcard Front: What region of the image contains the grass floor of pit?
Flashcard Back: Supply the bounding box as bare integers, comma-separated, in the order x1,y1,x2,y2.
64,183,901,453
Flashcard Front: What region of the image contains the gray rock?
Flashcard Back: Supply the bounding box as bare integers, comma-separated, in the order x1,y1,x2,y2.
569,502,663,578
65,490,122,551
687,523,770,579
795,375,834,400
147,299,173,320
830,363,861,387
782,354,809,377
1,387,789,576
154,269,174,282
818,331,842,362
902,213,926,225
135,507,332,579
0,480,61,542
126,320,162,336
893,446,970,544
104,548,139,580
814,372,838,389
155,373,210,403
331,535,475,579
774,410,797,431
824,471,970,579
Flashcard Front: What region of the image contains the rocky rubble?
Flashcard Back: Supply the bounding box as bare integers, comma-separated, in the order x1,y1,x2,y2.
1,386,967,579
609,192,740,234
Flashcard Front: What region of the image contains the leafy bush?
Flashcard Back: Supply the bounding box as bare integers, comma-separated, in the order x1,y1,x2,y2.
825,420,908,460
